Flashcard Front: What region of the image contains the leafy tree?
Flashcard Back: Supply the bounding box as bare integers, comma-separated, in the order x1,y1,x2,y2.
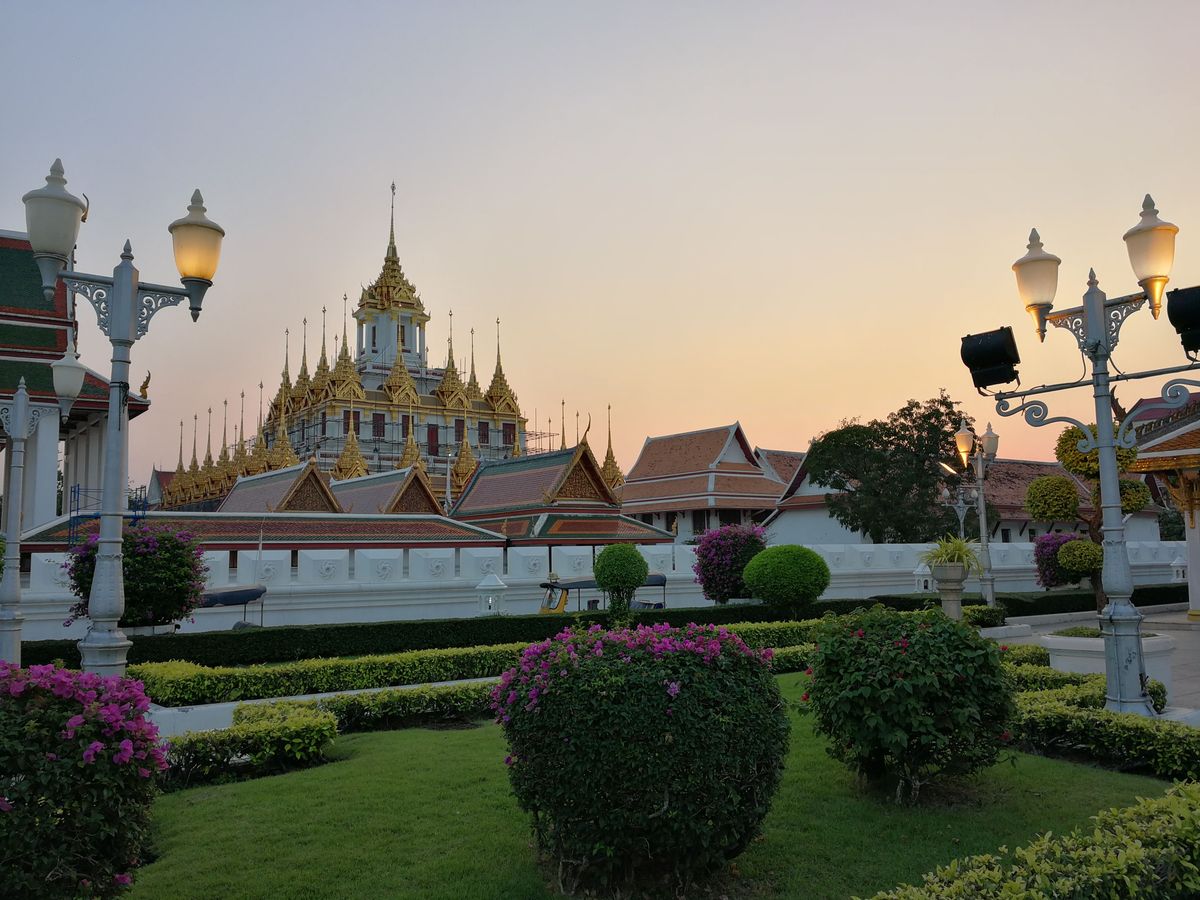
593,543,648,623
805,392,970,543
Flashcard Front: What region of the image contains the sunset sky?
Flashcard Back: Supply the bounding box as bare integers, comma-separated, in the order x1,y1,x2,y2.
3,1,1200,483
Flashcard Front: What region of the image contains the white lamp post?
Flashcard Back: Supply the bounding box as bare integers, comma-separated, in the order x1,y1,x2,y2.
476,573,508,615
23,160,224,676
951,419,999,607
964,194,1200,716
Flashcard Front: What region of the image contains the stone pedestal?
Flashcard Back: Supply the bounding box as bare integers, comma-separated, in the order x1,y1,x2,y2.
931,563,966,620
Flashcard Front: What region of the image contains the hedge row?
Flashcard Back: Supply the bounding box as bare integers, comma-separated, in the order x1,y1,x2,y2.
22,604,785,669
864,583,1186,618
132,643,526,707
164,704,337,789
868,782,1200,899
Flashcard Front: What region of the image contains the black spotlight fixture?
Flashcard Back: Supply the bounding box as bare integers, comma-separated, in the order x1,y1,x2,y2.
1167,286,1200,355
961,326,1020,390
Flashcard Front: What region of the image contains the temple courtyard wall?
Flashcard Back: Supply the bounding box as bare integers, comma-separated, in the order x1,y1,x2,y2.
16,540,1186,641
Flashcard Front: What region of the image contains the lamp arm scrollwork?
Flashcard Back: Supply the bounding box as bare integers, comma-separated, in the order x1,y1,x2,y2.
134,284,188,338
63,274,112,336
994,396,1098,452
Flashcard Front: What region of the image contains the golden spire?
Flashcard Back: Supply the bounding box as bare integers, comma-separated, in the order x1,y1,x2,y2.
560,399,566,450
332,412,369,480
451,431,478,493
218,400,231,465
291,317,312,409
269,330,292,424
246,411,270,476
175,418,185,476
329,294,365,401
164,418,186,508
575,410,579,445
360,181,423,312
203,407,215,468
601,404,624,489
234,391,248,474
383,340,419,406
484,317,519,412
268,413,299,469
465,326,483,401
397,403,425,472
435,310,468,407
511,421,523,458
188,414,199,473
310,305,331,402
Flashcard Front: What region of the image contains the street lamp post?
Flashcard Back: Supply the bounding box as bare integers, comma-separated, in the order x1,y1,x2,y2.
939,482,972,538
961,195,1200,716
22,160,224,676
954,420,999,607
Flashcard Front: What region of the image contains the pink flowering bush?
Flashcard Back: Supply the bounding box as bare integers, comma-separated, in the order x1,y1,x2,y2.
804,606,1013,804
1034,532,1082,589
0,662,168,897
692,524,767,603
492,622,789,892
64,523,208,627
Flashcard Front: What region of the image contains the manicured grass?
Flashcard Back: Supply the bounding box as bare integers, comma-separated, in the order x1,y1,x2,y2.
131,677,1168,899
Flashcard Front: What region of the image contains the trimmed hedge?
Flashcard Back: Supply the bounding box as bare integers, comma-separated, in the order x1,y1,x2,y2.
868,783,1200,899
165,704,337,789
961,604,1006,628
998,644,1048,667
132,643,527,707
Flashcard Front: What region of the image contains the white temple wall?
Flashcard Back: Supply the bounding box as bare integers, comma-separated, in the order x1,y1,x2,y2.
15,540,1187,642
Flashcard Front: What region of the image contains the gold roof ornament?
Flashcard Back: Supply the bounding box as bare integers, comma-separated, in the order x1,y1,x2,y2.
560,399,566,450
450,431,478,493
268,414,300,469
397,404,425,472
291,317,312,410
484,317,519,414
309,305,332,404
434,310,468,408
359,181,425,315
331,418,370,481
246,416,270,476
268,330,292,425
601,404,625,489
328,294,365,402
139,370,151,399
383,342,419,406
511,421,523,458
465,327,483,401
215,399,236,494
163,418,186,508
233,391,249,475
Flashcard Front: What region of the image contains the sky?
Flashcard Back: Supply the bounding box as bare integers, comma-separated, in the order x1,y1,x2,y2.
3,0,1200,483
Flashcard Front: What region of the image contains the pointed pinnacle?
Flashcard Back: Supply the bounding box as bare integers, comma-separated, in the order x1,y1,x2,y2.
1028,228,1041,247
1088,267,1098,286
50,158,64,177
1143,194,1156,213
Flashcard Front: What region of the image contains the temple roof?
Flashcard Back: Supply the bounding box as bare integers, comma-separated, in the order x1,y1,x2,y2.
453,443,618,518
467,512,671,544
218,460,340,514
754,447,806,484
330,465,441,515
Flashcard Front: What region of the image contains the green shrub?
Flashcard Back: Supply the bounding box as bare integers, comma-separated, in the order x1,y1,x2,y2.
64,522,208,627
1024,474,1080,521
0,662,168,898
1003,666,1167,711
998,643,1048,666
806,607,1014,803
1090,478,1153,516
868,783,1200,899
1056,424,1138,479
592,543,649,620
1058,538,1103,578
130,642,528,707
743,545,831,616
961,604,1006,628
493,624,789,891
165,706,337,789
291,682,495,733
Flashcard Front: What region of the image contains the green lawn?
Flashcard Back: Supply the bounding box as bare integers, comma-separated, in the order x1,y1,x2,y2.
131,677,1168,899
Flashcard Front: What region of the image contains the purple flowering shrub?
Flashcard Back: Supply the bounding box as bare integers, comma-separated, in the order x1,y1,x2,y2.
1034,532,1083,589
0,662,168,897
492,623,789,891
692,524,767,603
64,523,208,627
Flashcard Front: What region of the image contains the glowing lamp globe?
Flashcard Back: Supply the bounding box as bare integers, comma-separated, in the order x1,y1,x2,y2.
1012,228,1060,341
1123,194,1177,319
168,190,225,320
954,420,975,468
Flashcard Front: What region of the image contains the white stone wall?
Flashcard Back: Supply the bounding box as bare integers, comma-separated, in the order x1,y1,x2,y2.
14,540,1187,642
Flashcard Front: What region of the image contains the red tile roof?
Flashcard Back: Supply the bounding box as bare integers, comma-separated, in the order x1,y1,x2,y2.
626,424,752,480
755,448,806,484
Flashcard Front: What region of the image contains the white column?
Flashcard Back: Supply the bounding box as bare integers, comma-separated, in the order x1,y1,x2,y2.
22,410,60,529
1186,512,1200,621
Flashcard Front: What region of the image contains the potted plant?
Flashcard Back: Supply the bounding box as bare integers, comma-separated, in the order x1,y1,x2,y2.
919,536,981,620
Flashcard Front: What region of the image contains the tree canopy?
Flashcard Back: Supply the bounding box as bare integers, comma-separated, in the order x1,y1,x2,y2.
805,391,972,543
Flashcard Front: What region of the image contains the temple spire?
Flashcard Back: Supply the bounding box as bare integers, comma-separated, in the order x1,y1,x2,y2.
560,399,566,450
189,414,199,472
601,404,624,489
219,399,230,464
388,180,397,258
484,316,518,412
398,402,425,472
175,419,184,474
465,326,482,400
204,407,214,467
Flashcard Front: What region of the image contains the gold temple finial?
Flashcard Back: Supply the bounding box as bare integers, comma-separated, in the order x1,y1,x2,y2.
451,429,478,493
258,381,264,429
190,414,199,472
204,406,214,467
576,410,579,445
601,403,624,489
139,371,151,398
484,316,518,413
389,180,397,253
219,399,230,463
465,326,482,400
176,419,184,472
447,309,454,363
398,401,425,472
560,399,566,450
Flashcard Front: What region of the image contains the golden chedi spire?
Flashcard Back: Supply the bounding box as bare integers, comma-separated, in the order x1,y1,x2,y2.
434,310,468,408
465,327,483,401
163,419,186,508
397,405,425,472
246,408,270,476
359,182,424,313
511,421,523,458
560,399,566,451
484,318,519,413
309,305,332,404
331,417,370,481
451,431,478,493
291,318,312,411
197,407,217,498
269,330,292,425
268,414,300,470
383,341,419,406
328,295,366,402
216,399,236,494
233,392,249,475
601,404,625,489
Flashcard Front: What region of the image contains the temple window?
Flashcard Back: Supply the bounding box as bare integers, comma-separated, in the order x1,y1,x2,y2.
455,418,465,443
502,422,516,446
372,413,385,439
691,510,707,535
427,423,440,457
478,421,489,445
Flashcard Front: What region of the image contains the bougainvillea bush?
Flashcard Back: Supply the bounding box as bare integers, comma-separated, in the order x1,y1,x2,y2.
805,606,1013,804
492,623,789,892
64,523,208,627
692,524,767,603
1033,532,1082,589
0,662,168,898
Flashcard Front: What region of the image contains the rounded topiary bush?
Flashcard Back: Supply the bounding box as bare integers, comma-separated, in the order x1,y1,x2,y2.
692,524,767,603
1025,474,1080,522
1034,532,1082,588
0,662,169,897
743,545,831,617
64,523,208,627
492,623,789,891
593,542,649,621
1058,539,1103,578
805,606,1013,803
